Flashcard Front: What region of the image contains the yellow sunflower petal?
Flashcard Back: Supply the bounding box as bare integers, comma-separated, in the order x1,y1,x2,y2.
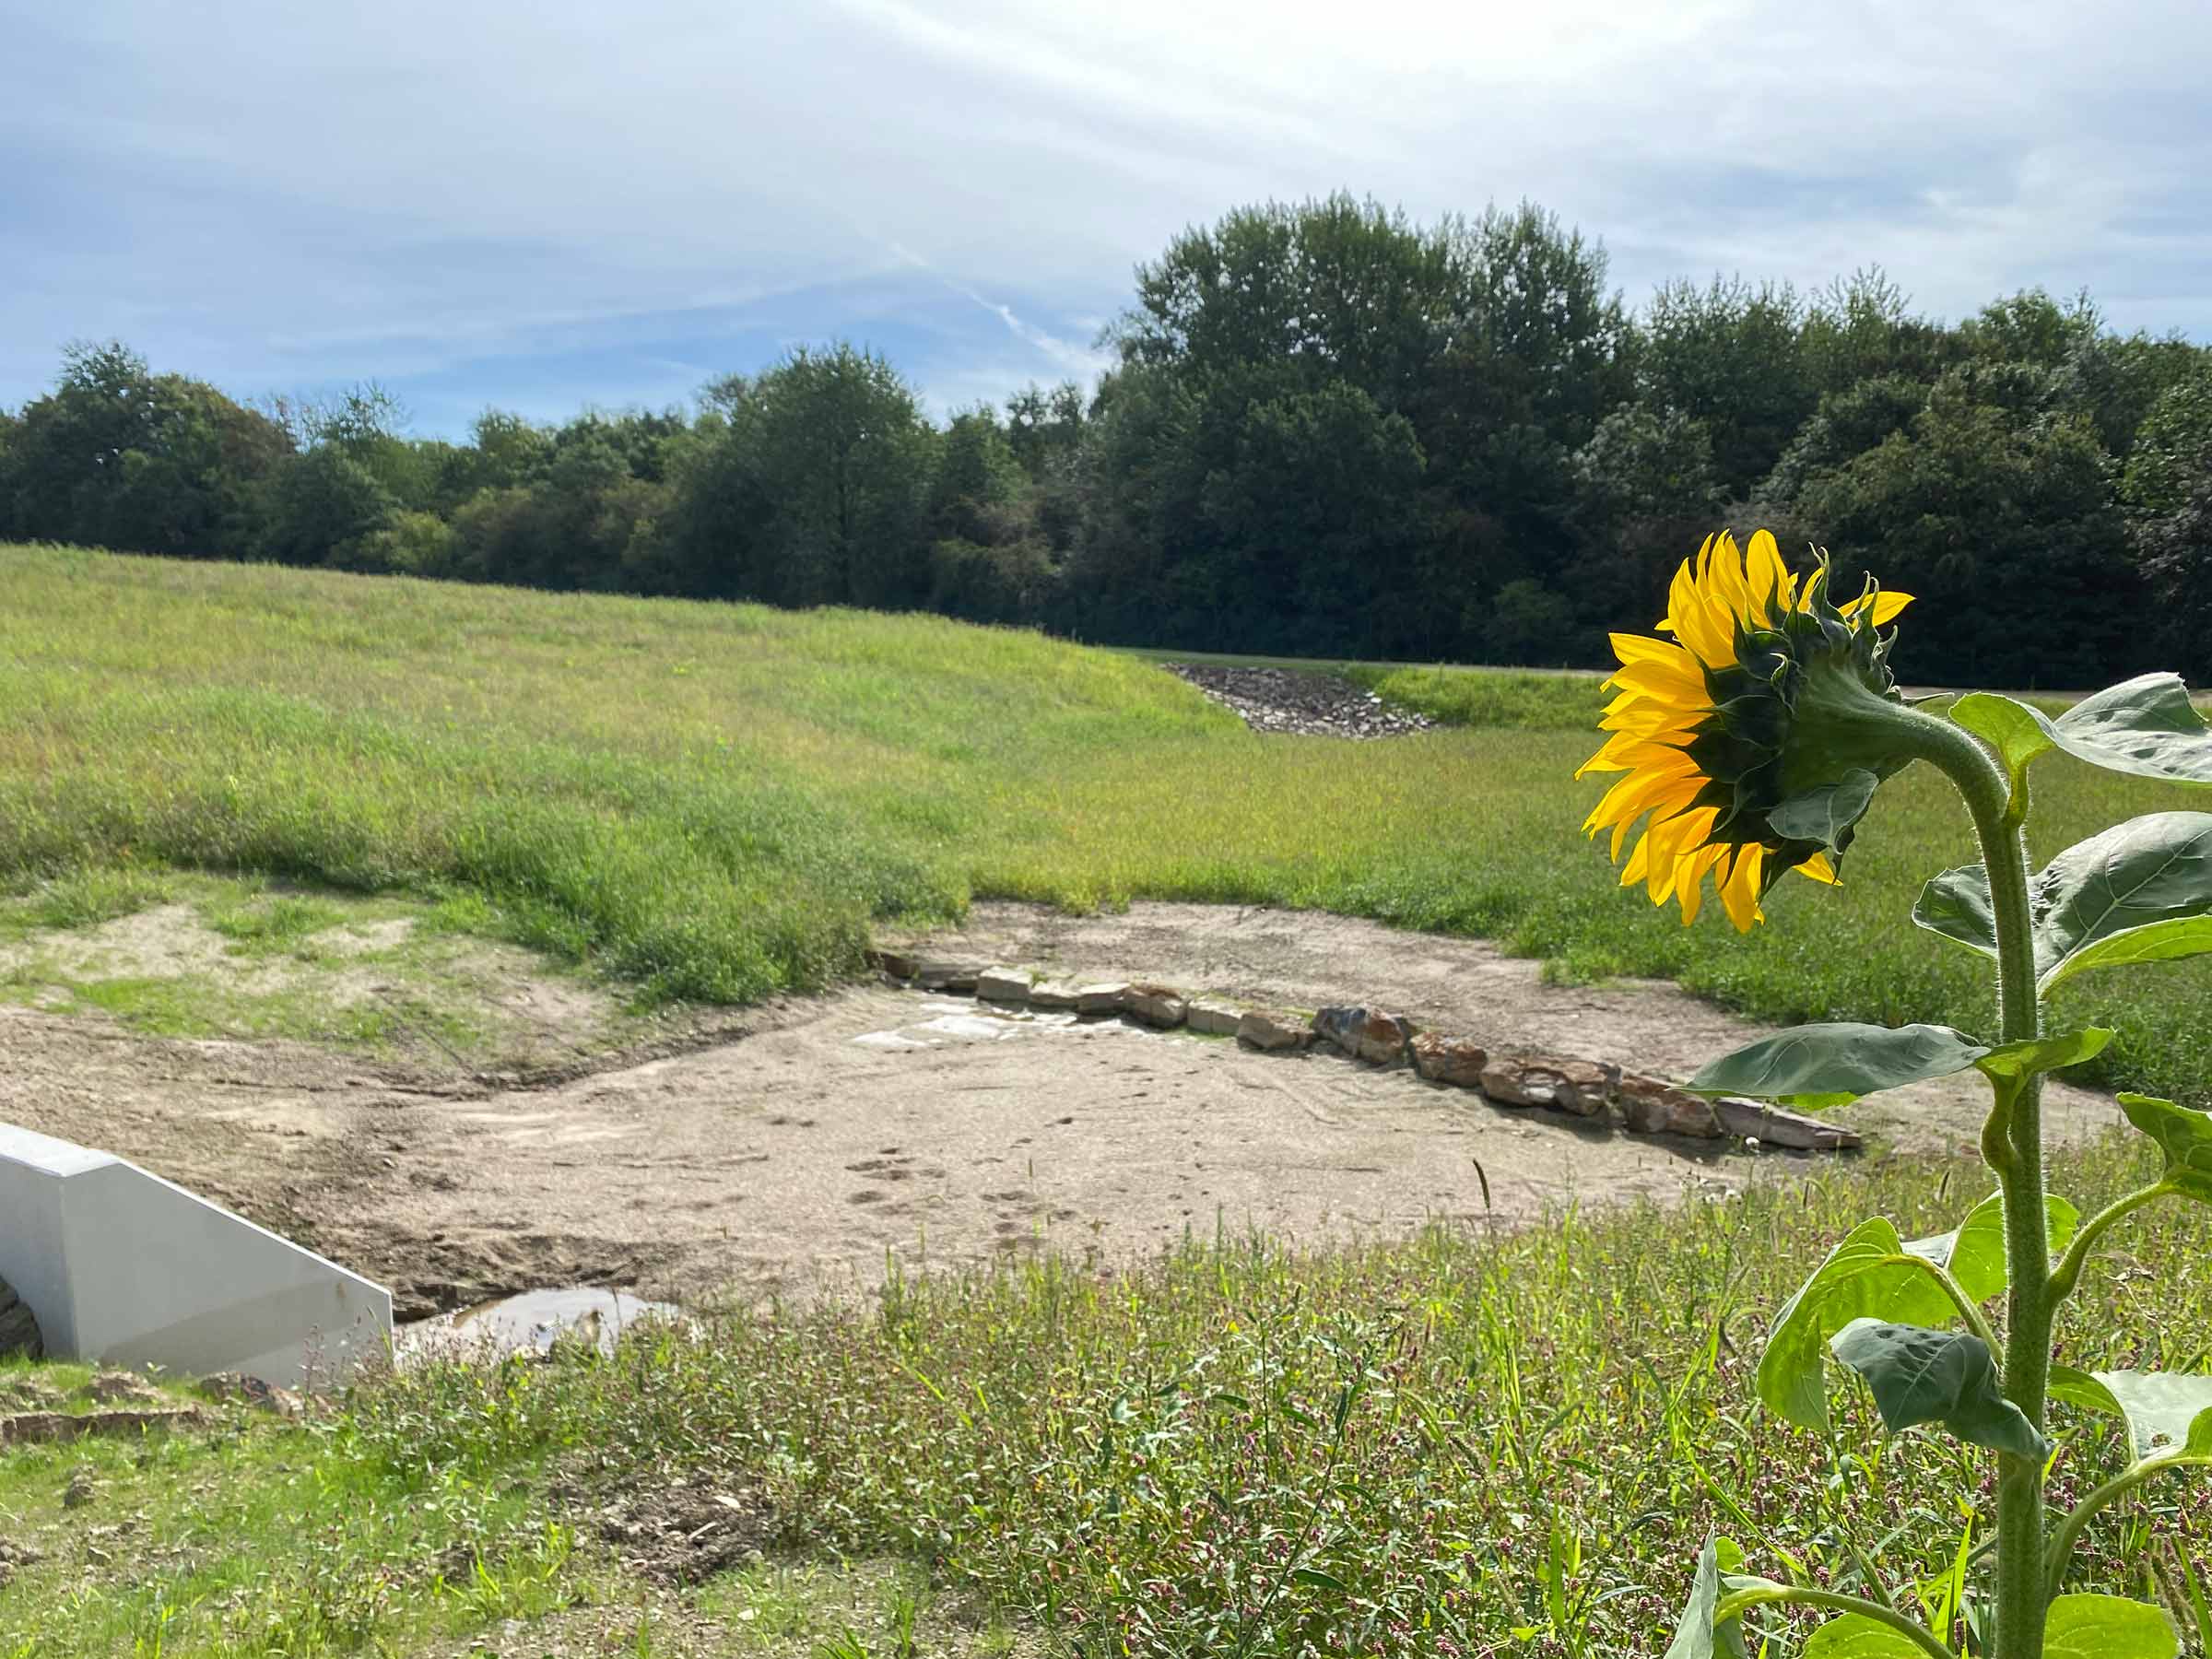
1795,850,1839,885
1719,845,1765,932
1745,530,1789,627
1841,589,1915,626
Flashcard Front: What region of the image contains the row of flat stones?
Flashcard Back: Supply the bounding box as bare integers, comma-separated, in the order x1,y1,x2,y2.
865,952,1858,1151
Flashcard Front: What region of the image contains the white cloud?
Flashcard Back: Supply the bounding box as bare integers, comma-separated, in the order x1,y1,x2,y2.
3,0,2206,426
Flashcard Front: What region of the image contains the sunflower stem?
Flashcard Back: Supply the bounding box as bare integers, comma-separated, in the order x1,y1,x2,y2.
1896,704,2049,1659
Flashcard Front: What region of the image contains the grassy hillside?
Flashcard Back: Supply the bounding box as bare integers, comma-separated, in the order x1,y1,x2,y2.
3,542,2208,1104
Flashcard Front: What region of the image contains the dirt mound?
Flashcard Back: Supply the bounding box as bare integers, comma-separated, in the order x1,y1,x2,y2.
1166,664,1434,737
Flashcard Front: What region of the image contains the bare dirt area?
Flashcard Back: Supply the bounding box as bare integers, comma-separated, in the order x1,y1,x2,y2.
0,901,2123,1323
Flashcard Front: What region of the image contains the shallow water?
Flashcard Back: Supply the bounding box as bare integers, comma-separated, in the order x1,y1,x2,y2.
851,995,1119,1050
396,1286,677,1360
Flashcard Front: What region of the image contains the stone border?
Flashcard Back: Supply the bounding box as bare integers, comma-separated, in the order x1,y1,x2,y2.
865,952,1859,1153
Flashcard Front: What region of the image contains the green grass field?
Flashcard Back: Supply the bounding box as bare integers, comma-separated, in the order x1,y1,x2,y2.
5,1139,2206,1657
2,542,2208,1106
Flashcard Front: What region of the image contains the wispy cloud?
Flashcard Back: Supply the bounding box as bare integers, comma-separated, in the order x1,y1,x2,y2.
4,0,2206,432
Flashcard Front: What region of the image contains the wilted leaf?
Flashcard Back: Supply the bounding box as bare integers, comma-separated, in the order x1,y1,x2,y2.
1830,1320,2046,1460
1768,769,1879,855
1912,862,1998,960
1759,1218,1959,1433
1664,1535,1747,1659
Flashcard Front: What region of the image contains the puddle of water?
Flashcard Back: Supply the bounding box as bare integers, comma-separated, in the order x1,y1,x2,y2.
853,996,1090,1050
395,1287,677,1362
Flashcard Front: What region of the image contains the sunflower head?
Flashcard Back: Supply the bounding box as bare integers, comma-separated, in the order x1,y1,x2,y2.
1579,528,1915,931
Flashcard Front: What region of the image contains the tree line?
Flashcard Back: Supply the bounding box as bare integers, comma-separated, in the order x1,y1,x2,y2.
4,194,2208,687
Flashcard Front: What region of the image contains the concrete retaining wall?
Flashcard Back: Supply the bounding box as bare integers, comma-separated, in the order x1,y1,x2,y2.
0,1123,391,1387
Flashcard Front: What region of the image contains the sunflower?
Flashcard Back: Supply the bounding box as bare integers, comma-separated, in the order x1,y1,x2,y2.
1580,529,1914,931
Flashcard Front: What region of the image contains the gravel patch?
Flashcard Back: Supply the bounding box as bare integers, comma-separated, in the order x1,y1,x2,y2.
1165,664,1434,738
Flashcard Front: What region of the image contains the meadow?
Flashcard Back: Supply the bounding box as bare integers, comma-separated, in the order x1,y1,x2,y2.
5,545,2212,1655
1,542,2206,1106
5,1139,2208,1657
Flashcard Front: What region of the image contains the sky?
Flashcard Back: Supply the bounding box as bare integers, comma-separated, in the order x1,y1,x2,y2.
5,0,2209,437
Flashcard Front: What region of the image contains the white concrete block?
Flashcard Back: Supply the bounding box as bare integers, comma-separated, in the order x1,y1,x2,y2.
0,1123,391,1387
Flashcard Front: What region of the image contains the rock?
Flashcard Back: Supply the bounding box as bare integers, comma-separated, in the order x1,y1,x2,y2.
1236,1009,1314,1053
1618,1075,1724,1138
1027,980,1081,1010
914,960,984,993
1550,1059,1620,1119
1477,1057,1550,1107
0,1276,41,1361
1,1407,207,1448
1478,1055,1620,1114
1312,1006,1417,1065
1122,984,1188,1029
62,1468,95,1509
1075,982,1130,1015
0,1537,45,1594
867,948,920,981
1185,998,1244,1036
88,1371,159,1406
975,967,1034,1004
1410,1032,1488,1088
1712,1097,1862,1152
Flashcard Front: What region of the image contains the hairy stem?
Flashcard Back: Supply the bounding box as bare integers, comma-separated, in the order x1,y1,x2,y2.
1897,705,2049,1659
2047,1183,2173,1309
1713,1583,1955,1659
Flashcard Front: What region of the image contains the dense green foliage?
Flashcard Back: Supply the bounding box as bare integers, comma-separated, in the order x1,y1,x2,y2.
7,1138,2208,1656
5,199,2207,687
3,547,2208,1109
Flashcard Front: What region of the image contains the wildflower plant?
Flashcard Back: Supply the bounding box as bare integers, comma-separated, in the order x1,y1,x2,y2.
1589,532,2212,1659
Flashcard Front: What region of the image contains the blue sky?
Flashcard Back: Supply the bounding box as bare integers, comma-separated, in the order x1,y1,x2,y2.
5,0,2208,437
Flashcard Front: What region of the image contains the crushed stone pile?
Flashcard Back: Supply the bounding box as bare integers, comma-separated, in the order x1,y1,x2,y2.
1165,663,1435,738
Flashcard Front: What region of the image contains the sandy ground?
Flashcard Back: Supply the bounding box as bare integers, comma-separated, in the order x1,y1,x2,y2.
0,901,2122,1321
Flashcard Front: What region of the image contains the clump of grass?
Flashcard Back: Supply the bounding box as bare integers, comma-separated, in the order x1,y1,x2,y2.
6,865,173,934
1,545,2206,1105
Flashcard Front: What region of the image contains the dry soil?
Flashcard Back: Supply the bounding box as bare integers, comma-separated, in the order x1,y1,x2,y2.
0,900,2121,1321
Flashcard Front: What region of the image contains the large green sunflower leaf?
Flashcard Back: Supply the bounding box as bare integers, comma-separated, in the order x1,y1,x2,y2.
1912,862,1997,959
2073,1371,2212,1463
2048,917,2212,992
1688,1023,1989,1110
1951,691,2057,817
1767,768,1879,856
1758,1218,1959,1433
2118,1093,2212,1204
1830,1320,2047,1460
2033,813,2212,993
2044,1594,2180,1659
2048,673,2212,787
1903,1191,2079,1303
